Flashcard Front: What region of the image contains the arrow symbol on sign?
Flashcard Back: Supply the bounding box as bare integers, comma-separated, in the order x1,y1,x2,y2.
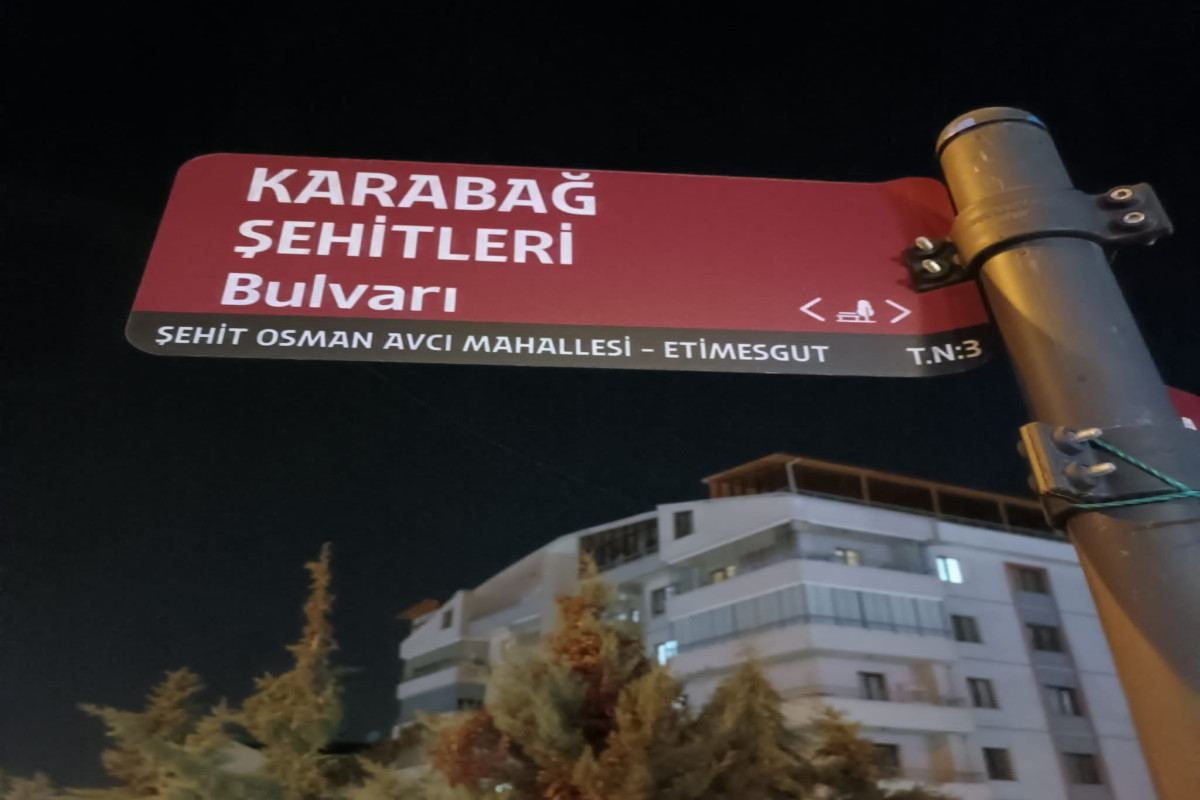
799,298,825,321
885,299,911,324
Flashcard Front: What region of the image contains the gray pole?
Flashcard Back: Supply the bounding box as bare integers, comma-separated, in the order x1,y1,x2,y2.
935,108,1200,799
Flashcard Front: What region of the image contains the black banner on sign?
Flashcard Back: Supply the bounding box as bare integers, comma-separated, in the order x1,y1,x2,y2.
128,313,995,377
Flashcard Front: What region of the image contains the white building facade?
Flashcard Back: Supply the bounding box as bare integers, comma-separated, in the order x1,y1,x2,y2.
396,454,1155,800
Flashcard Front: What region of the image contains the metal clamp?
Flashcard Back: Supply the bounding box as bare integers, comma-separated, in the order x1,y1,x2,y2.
905,183,1173,292
1018,421,1198,526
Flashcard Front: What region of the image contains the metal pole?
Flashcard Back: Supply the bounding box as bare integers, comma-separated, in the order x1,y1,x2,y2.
936,108,1200,799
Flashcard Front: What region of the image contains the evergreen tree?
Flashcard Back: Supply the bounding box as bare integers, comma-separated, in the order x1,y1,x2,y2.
79,702,282,800
427,570,955,800
65,549,953,800
240,543,342,800
571,665,703,800
80,668,206,797
685,661,812,799
80,545,343,800
430,563,694,800
0,773,61,800
806,707,949,800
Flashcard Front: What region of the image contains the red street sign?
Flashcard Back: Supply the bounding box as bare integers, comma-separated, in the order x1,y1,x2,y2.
1170,387,1200,430
127,154,993,376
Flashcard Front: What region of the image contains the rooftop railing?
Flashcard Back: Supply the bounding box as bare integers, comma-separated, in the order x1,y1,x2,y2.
704,455,1064,542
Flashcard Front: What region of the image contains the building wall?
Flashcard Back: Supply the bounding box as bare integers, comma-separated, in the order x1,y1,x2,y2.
394,464,1157,800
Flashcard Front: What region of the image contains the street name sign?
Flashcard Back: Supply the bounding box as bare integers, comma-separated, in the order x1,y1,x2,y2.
127,154,993,376
1170,387,1200,430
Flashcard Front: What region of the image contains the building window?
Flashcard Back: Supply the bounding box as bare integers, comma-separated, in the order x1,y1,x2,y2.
1028,624,1064,652
456,697,482,710
709,565,736,584
1064,753,1102,784
834,547,863,566
580,519,660,571
859,672,889,701
935,556,963,584
656,639,678,665
441,609,453,629
1012,565,1049,593
967,677,999,709
1048,686,1082,716
622,528,638,558
874,743,901,778
951,614,982,643
674,510,694,539
983,748,1015,781
650,587,667,616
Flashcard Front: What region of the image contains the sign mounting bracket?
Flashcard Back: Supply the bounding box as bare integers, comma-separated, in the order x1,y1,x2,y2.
902,182,1173,293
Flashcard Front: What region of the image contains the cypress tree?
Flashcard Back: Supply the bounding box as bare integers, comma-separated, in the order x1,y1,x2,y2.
80,668,206,798
686,661,812,799
806,707,949,800
240,543,342,800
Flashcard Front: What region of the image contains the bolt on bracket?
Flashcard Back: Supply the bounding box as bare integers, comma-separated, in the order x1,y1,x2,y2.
1018,421,1198,527
904,183,1173,293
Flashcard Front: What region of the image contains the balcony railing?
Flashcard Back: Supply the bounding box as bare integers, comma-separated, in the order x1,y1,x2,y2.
674,548,929,597
782,684,967,707
797,552,928,575
677,609,948,653
405,659,489,683
882,768,985,784
703,454,1064,542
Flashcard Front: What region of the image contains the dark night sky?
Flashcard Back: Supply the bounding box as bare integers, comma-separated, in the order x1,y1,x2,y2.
3,4,1198,785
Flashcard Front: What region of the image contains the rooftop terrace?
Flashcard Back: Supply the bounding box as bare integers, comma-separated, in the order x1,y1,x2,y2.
704,454,1062,541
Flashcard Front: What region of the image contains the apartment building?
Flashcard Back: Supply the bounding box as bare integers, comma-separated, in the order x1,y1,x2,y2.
395,454,1155,800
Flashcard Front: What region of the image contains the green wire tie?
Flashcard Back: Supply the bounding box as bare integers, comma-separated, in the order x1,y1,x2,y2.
1071,438,1200,510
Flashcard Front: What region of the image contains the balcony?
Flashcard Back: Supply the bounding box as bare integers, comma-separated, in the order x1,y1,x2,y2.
676,609,950,655
782,684,967,707
396,661,489,700
672,616,957,681
667,526,940,628
883,768,984,783
882,772,990,800
671,526,930,599
466,598,542,638
669,558,945,624
782,685,975,734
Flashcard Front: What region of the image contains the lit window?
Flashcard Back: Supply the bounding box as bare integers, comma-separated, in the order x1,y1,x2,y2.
983,747,1015,781
656,640,678,665
967,677,999,709
936,556,963,583
834,547,862,566
1048,686,1082,716
709,565,736,584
